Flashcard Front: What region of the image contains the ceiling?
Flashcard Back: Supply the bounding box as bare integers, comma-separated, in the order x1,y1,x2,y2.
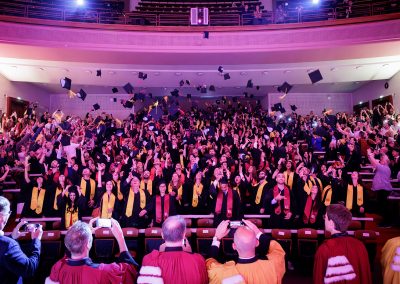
0,56,399,97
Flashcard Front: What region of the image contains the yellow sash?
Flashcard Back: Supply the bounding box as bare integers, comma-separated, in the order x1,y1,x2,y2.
192,183,203,207
53,187,63,210
65,207,79,229
255,180,268,205
114,180,123,201
101,193,116,219
304,177,322,195
322,185,332,206
80,178,96,200
125,189,146,217
140,180,153,196
168,184,183,200
30,187,46,214
180,154,184,168
346,184,363,210
284,171,294,190
233,186,241,199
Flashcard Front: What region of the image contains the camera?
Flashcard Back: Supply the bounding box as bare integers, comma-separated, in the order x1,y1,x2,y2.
228,221,244,229
21,223,40,232
96,218,112,228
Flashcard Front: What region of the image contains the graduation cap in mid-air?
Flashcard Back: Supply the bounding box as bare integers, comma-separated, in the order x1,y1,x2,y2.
92,103,100,111
171,89,179,97
112,87,118,94
290,105,298,112
277,82,293,94
76,89,87,101
246,79,253,88
224,73,231,80
218,66,224,73
96,70,102,77
60,77,72,90
123,83,134,94
308,69,323,84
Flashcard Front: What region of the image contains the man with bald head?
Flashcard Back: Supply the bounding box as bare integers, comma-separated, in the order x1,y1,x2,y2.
206,219,285,284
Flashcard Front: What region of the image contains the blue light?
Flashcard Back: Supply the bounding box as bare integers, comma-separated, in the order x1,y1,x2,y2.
312,0,320,4
76,0,85,6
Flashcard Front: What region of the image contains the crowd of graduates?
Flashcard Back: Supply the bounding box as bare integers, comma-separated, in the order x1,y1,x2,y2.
0,100,399,229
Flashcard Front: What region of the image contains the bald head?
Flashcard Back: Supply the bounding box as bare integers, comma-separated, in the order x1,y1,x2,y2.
233,226,258,257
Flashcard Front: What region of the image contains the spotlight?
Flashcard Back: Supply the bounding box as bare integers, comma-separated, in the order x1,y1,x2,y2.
76,0,85,6
312,0,319,4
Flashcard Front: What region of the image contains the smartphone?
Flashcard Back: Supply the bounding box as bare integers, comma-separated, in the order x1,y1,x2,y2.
229,221,244,229
21,223,40,232
96,218,112,228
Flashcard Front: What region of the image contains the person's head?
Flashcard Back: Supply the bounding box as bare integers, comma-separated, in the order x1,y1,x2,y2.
258,171,266,181
220,178,229,192
161,216,186,245
233,226,259,258
130,176,140,191
105,180,113,192
82,168,91,179
64,221,93,258
59,174,66,184
143,170,150,179
380,154,390,166
351,171,359,180
324,204,352,234
276,172,285,185
159,181,167,195
0,196,11,231
69,190,77,203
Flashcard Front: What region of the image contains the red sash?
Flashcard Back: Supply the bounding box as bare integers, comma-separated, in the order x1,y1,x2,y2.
215,189,233,218
273,185,290,215
155,195,170,224
303,195,319,224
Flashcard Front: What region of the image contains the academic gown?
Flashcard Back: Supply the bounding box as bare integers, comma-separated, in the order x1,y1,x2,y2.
57,193,86,230
149,194,177,227
381,237,400,284
21,181,51,218
313,234,372,284
138,247,208,284
120,189,151,228
212,189,242,227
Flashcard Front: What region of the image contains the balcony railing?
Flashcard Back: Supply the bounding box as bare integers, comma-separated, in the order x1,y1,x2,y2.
0,1,399,27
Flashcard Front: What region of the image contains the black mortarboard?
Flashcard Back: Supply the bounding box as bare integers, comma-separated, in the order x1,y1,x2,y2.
60,77,72,90
138,72,147,80
187,94,192,99
113,98,117,102
76,89,87,101
273,103,283,112
218,66,224,73
249,94,254,99
92,103,100,111
244,92,248,98
308,69,323,84
256,85,260,90
209,85,216,92
112,87,118,93
179,80,185,87
201,86,207,93
96,69,101,77
281,107,286,113
171,89,179,97
290,104,297,111
134,93,145,101
203,31,209,39
277,82,293,94
220,177,228,184
185,80,190,85
224,73,230,80
246,79,253,88
123,100,134,109
60,134,71,146
123,83,134,94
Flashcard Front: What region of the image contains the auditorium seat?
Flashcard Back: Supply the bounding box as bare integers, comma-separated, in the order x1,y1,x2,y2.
196,228,215,258
297,228,319,273
354,230,378,271
221,237,237,261
271,229,293,264
93,228,116,262
144,227,163,253
197,218,213,227
122,228,139,258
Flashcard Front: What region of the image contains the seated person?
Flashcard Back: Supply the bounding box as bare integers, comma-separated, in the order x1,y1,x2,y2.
47,218,138,284
206,219,285,284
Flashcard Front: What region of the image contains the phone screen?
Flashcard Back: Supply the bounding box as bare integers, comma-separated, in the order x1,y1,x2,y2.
96,219,112,228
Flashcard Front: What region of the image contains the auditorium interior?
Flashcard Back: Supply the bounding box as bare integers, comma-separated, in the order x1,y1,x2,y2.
0,0,400,283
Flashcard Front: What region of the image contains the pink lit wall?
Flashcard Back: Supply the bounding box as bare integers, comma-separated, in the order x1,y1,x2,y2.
0,75,50,115
352,71,400,111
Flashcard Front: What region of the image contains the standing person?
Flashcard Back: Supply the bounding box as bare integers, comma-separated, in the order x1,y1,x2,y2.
345,171,366,217
57,185,85,230
0,196,43,284
206,219,285,284
137,216,208,284
367,148,393,227
313,204,372,284
150,181,177,227
48,219,137,283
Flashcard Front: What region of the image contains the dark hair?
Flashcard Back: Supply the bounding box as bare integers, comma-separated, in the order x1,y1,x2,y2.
326,204,352,232
162,216,186,243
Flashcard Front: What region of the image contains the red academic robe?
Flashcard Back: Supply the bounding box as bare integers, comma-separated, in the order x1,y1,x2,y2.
50,252,137,284
138,247,208,284
313,235,372,284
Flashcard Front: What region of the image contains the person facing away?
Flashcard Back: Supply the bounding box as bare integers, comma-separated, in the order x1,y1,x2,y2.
47,218,137,284
138,215,208,284
313,204,372,284
0,195,43,284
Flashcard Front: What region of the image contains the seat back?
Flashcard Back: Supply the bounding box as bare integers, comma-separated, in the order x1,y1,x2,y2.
197,218,213,227
93,228,115,261
271,229,293,256
297,228,319,272
196,228,215,258
144,227,163,253
123,228,140,258
354,230,378,271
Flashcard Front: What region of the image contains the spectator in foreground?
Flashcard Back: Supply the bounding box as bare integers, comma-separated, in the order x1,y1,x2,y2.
138,215,208,284
313,204,372,284
47,218,137,284
381,236,400,284
206,219,285,284
0,196,43,284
